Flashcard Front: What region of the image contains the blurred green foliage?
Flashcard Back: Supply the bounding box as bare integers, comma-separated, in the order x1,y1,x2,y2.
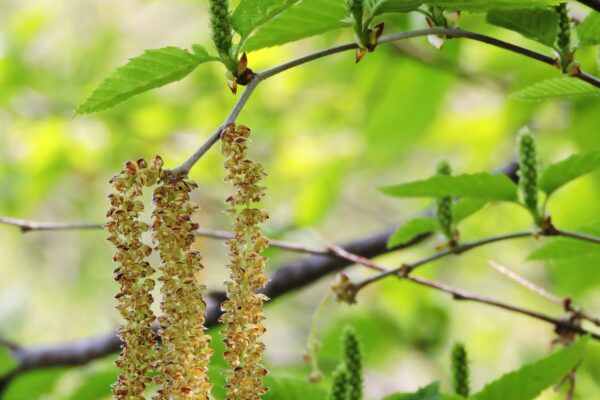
1,1,600,399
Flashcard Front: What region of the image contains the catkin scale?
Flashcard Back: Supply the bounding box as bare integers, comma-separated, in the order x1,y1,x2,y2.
220,123,270,400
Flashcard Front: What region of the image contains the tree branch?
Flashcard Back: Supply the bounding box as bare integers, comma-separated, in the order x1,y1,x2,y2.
168,28,600,176
577,0,600,12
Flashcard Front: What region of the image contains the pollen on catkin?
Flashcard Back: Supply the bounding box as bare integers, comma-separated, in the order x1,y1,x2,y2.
220,123,270,400
435,160,454,241
450,342,470,398
342,327,363,400
106,156,162,399
517,130,540,222
152,174,213,399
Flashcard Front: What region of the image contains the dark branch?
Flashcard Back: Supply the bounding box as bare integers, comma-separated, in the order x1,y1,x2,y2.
577,0,600,12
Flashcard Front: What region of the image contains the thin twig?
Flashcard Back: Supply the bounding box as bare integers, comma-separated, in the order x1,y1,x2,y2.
326,247,600,340
406,275,600,340
555,229,600,245
353,231,534,292
0,217,328,255
167,27,600,176
489,260,600,329
488,260,563,305
0,216,103,233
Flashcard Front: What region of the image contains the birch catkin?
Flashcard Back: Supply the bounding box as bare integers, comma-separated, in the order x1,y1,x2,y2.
220,123,270,400
106,157,162,399
152,174,213,399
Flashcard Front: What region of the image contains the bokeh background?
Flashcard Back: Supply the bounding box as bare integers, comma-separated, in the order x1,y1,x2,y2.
1,0,600,399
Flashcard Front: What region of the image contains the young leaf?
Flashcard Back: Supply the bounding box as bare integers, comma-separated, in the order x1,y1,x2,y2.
471,335,589,400
510,77,600,102
486,8,559,46
0,346,17,376
382,382,446,400
76,47,213,114
380,173,518,201
241,0,349,52
577,12,600,47
528,220,600,261
365,0,422,17
388,218,438,248
538,148,600,195
264,377,329,399
231,0,298,39
452,198,488,223
429,0,561,12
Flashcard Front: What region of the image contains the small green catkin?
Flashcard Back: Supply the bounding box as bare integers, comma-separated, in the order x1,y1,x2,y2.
517,130,540,221
342,326,363,400
329,365,349,400
450,342,470,398
209,0,233,59
556,3,571,53
436,161,454,241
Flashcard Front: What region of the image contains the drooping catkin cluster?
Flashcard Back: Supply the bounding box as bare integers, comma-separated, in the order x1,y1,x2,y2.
209,0,233,59
450,342,470,398
152,175,213,399
517,130,540,222
220,123,270,400
106,157,162,399
435,160,454,241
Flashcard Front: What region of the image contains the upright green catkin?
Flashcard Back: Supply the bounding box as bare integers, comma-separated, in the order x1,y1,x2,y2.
329,365,349,400
450,342,470,398
209,0,233,59
435,160,454,241
517,130,540,222
342,327,363,400
555,3,571,63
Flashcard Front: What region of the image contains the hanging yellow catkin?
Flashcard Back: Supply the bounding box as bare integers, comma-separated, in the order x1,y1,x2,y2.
152,173,213,399
106,156,162,399
220,123,270,400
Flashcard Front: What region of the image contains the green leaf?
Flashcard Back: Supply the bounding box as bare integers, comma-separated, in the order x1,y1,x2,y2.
472,336,589,400
510,77,600,102
429,0,561,12
528,220,600,261
231,0,298,39
381,173,518,201
241,0,349,52
263,377,328,399
486,8,559,46
76,47,213,114
382,382,464,400
452,197,488,222
67,369,116,400
3,368,67,400
387,218,438,248
578,12,600,47
365,0,423,17
539,148,600,195
0,346,17,376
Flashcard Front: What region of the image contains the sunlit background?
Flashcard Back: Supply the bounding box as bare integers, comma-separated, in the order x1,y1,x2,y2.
1,0,600,399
